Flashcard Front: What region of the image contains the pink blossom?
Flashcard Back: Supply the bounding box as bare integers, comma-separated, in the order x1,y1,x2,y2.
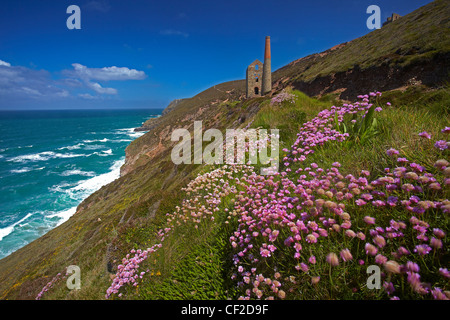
418,131,431,139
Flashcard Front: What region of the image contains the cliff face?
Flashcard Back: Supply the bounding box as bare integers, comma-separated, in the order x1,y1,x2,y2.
0,0,448,300
288,51,449,100
120,80,246,176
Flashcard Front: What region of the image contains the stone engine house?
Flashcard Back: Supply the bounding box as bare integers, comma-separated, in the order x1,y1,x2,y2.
246,59,264,98
246,36,272,99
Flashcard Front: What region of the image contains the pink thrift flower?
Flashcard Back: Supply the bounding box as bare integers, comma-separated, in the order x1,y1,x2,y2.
306,234,318,244
386,148,400,156
260,248,271,257
414,244,432,255
418,131,431,139
433,228,446,239
326,253,339,266
357,232,366,241
383,282,395,295
430,237,443,249
300,263,309,273
439,268,450,278
431,287,449,300
406,261,420,273
311,276,320,285
365,243,378,256
375,254,388,265
363,216,376,225
434,140,448,150
384,260,401,274
340,249,353,262
373,235,386,248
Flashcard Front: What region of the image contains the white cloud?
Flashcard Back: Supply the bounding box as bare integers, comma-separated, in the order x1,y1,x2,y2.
87,81,117,95
160,29,189,38
0,60,147,106
21,87,43,96
71,63,146,81
84,0,111,13
64,63,146,95
0,59,11,67
78,93,97,99
0,61,69,101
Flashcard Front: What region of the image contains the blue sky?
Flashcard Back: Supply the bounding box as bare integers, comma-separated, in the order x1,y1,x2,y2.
0,0,432,110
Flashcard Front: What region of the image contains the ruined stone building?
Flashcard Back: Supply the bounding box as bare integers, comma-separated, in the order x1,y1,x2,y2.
246,36,272,98
383,13,401,27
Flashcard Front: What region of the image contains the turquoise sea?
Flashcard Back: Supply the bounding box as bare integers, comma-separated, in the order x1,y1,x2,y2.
0,108,162,260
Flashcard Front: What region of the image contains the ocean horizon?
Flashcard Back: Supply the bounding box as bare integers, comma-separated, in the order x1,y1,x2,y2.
0,108,162,260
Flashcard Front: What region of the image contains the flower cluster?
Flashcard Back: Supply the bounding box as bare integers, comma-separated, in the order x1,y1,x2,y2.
270,91,296,105
105,91,448,300
35,271,66,300
105,244,162,299
226,93,449,300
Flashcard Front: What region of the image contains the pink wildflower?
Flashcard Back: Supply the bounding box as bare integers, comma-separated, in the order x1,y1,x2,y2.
386,148,400,156
340,249,353,262
326,253,339,266
418,131,431,139
434,140,448,150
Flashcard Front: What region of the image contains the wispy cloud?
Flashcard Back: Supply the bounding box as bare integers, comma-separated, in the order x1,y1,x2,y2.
160,29,189,38
64,63,147,95
0,59,11,67
84,0,111,13
70,63,146,81
0,59,148,106
86,81,117,95
78,93,98,99
0,60,69,100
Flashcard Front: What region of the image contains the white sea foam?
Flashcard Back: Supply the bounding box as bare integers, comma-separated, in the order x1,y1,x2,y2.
36,159,124,232
84,144,104,150
50,159,124,204
111,139,132,143
49,182,78,193
10,167,33,173
11,168,30,173
60,169,96,177
8,151,85,163
67,159,123,200
83,138,109,143
10,167,44,174
58,143,85,150
116,128,145,139
46,207,77,227
87,149,114,157
0,213,34,241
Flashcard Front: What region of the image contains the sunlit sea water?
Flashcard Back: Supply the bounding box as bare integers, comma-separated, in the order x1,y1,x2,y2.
0,108,162,260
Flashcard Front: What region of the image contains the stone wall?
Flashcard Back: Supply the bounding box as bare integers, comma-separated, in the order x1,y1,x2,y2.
246,59,264,98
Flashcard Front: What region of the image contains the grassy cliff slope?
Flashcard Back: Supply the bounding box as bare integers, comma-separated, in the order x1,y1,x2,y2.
0,0,448,300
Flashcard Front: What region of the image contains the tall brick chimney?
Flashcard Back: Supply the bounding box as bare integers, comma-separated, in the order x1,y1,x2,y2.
262,36,272,95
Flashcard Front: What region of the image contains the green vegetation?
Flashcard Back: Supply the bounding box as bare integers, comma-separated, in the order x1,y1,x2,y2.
0,0,448,301
109,86,448,300
273,0,450,84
